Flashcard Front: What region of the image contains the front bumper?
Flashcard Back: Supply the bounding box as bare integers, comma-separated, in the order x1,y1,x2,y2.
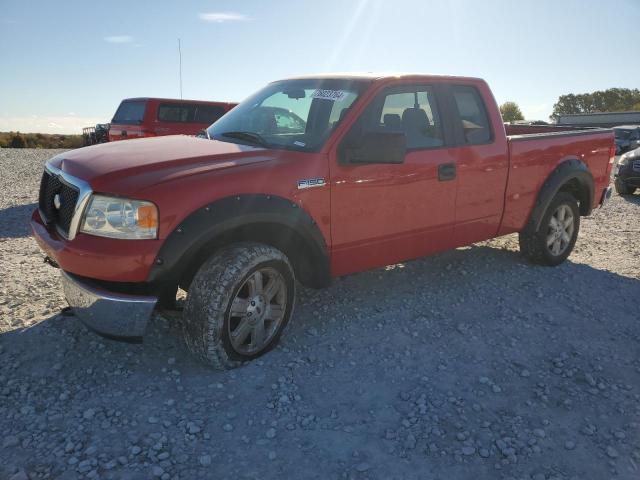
614,160,640,187
62,271,157,340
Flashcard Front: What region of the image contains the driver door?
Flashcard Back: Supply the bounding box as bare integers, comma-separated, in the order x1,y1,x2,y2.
329,83,458,276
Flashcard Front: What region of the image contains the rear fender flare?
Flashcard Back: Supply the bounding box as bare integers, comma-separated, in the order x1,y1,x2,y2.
527,158,594,232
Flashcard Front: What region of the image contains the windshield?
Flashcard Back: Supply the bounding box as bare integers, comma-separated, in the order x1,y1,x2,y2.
207,79,368,151
112,100,147,125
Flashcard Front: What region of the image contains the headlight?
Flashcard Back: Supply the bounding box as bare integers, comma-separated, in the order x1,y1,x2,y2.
80,195,158,239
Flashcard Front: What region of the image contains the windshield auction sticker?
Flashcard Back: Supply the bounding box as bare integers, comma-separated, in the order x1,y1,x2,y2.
311,89,348,101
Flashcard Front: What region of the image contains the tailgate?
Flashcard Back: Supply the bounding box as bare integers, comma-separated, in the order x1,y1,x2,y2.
109,124,145,142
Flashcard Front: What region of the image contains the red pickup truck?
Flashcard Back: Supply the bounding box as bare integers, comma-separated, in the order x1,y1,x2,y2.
108,97,236,142
32,74,614,369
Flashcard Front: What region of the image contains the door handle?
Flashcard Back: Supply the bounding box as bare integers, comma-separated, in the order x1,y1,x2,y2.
438,163,456,181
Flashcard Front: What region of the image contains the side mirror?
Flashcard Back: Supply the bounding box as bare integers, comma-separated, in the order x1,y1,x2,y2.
340,131,406,165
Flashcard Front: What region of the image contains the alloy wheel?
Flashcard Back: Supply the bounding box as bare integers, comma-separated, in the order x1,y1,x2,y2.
546,204,574,256
227,267,287,355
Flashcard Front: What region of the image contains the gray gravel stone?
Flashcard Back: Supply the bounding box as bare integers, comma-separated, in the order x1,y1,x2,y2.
3,436,19,448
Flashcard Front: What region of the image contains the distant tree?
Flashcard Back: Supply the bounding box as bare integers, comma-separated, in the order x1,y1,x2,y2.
9,132,26,148
500,102,525,122
551,88,640,120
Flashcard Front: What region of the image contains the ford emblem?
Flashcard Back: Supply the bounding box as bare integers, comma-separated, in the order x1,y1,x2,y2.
53,194,61,210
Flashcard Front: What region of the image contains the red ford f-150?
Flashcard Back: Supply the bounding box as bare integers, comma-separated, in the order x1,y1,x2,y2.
31,74,614,369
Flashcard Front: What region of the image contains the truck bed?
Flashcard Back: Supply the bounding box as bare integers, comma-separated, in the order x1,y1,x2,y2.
499,124,614,236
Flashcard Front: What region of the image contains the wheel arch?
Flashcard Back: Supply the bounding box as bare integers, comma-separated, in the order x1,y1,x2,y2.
148,194,331,300
527,158,594,231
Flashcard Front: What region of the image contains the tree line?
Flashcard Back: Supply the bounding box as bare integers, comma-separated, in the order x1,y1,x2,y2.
500,88,640,123
550,88,640,120
0,132,84,149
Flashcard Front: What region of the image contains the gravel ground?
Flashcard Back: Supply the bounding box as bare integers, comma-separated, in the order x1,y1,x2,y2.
1,148,639,480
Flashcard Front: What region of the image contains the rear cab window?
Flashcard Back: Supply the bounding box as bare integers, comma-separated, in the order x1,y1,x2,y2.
451,85,492,145
112,100,147,125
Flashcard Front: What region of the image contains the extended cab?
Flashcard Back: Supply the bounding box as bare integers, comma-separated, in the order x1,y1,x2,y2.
31,74,615,369
108,97,237,141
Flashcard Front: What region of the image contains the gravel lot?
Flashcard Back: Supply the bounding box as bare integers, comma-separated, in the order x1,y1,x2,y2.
1,148,639,480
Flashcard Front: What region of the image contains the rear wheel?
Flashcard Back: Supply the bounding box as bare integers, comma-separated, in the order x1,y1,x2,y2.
182,243,295,369
519,192,580,266
615,178,636,196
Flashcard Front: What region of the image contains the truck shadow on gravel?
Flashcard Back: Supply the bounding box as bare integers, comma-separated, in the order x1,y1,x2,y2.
1,244,638,479
0,203,36,238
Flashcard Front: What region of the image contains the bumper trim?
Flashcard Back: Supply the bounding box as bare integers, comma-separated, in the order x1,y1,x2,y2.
62,271,158,340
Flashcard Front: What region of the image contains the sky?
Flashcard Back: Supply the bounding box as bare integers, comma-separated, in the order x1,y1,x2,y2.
1,0,639,134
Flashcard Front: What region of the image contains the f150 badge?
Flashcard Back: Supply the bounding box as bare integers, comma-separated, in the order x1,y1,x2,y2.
297,178,326,190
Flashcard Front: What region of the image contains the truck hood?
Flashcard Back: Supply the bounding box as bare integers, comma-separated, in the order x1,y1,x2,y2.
51,135,272,195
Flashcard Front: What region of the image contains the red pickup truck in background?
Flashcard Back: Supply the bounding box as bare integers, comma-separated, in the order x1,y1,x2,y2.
108,97,237,141
32,74,614,369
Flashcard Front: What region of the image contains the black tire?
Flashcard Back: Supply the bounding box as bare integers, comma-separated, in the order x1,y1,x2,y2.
519,191,580,266
182,243,296,369
614,178,636,196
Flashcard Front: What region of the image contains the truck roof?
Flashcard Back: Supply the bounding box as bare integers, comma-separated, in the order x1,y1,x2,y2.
121,97,235,104
276,72,484,82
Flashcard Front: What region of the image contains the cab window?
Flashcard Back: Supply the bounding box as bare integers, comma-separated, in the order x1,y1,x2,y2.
346,85,445,150
194,105,226,124
451,86,492,144
158,103,195,123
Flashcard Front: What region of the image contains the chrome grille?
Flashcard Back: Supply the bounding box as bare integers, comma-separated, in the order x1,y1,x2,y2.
38,164,92,240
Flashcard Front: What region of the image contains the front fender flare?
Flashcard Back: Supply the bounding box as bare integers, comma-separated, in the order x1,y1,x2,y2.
147,194,331,290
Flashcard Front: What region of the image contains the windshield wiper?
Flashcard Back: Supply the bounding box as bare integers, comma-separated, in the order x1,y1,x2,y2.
220,131,267,147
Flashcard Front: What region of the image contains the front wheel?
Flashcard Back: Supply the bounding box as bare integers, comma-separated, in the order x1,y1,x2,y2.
519,192,580,266
182,243,296,369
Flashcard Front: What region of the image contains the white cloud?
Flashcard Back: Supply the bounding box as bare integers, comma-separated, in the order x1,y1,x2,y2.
198,12,248,23
104,35,133,44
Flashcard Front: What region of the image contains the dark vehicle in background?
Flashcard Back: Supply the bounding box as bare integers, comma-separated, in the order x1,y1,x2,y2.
109,98,237,142
614,146,640,195
614,125,640,154
82,123,110,146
